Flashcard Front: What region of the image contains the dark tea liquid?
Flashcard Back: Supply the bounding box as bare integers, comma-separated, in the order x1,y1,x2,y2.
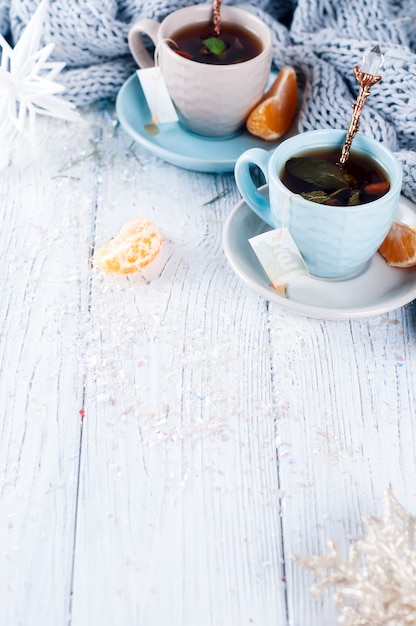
281,148,390,205
169,22,263,65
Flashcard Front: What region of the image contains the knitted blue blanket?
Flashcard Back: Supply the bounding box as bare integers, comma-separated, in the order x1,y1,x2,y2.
1,0,415,200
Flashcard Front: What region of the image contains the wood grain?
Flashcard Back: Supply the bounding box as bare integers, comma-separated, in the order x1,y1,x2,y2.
1,105,416,626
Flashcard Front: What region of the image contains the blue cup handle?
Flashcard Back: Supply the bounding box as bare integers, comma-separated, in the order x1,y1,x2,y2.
234,148,274,227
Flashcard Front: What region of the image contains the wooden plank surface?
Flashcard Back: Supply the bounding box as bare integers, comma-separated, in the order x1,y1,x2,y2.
1,104,415,626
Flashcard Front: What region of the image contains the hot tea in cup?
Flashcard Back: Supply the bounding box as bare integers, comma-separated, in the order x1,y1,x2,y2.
168,21,263,65
234,129,403,278
128,4,272,137
281,147,390,206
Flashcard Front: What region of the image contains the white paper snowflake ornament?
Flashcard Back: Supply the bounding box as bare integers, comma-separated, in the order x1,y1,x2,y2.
0,0,80,166
293,489,416,625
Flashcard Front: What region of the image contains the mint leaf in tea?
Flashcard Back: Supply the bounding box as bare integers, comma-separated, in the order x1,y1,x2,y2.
203,37,227,58
169,22,262,65
281,148,390,206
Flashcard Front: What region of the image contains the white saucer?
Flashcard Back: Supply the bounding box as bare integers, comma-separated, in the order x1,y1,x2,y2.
115,72,292,173
222,188,416,320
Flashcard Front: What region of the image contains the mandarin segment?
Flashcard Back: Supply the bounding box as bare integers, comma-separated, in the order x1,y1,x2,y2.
94,217,163,274
378,220,416,268
246,65,298,141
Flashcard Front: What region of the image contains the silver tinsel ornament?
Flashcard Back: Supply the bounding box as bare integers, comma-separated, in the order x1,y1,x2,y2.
293,489,416,625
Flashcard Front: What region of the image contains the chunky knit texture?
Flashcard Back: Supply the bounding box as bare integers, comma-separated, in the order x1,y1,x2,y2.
1,0,415,199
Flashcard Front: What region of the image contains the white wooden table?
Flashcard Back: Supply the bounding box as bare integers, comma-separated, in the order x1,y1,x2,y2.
1,102,415,626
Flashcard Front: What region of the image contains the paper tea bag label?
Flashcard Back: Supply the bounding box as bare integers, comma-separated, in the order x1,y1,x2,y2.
136,68,179,124
249,227,309,287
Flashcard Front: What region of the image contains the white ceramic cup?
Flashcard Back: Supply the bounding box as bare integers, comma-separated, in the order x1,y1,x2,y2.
128,4,272,137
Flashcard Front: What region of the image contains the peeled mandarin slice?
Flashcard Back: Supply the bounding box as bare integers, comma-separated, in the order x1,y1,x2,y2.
94,217,163,274
246,65,298,141
378,220,416,268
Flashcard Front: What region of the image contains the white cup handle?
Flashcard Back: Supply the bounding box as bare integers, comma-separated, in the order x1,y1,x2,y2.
128,19,161,68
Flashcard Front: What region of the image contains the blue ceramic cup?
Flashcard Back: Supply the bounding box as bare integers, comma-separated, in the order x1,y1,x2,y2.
234,129,403,278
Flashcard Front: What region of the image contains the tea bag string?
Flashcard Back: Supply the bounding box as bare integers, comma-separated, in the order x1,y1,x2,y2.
150,38,178,125
154,38,178,68
276,193,296,239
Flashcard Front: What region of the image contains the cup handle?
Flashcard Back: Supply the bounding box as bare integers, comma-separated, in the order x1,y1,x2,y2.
128,19,161,68
234,148,274,227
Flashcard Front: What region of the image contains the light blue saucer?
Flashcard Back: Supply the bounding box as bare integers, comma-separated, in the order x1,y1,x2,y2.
223,188,416,320
115,72,288,173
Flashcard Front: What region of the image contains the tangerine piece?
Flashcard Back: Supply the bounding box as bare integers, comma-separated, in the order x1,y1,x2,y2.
378,220,416,268
246,65,298,141
94,217,163,274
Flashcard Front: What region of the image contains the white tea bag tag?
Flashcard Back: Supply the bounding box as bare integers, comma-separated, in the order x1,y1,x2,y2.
136,68,179,124
249,227,309,288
